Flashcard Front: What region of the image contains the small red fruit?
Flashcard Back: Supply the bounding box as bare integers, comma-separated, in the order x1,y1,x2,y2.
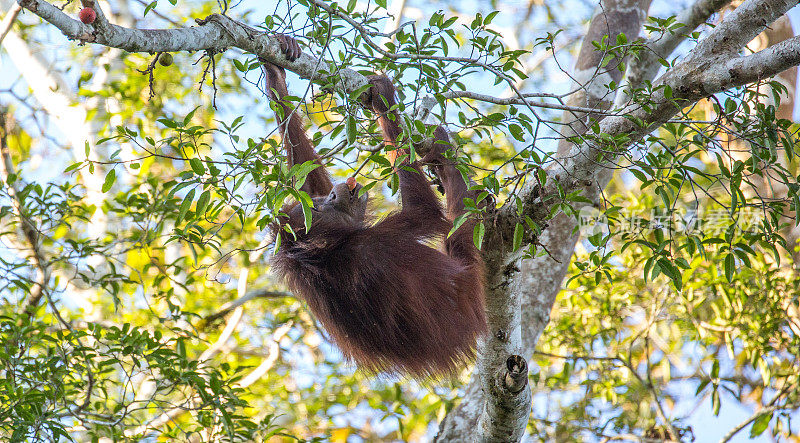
346,176,357,190
78,7,96,24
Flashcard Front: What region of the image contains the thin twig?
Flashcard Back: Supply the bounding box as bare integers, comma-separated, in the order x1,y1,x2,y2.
443,90,614,115
200,289,291,327
0,2,22,46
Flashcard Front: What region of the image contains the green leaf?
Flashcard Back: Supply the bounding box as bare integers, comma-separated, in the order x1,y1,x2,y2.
712,388,721,416
102,169,116,193
508,124,525,142
183,106,199,126
695,378,710,395
301,199,314,233
157,118,177,129
630,168,647,183
189,158,206,175
177,188,196,223
143,1,157,16
346,115,357,145
176,338,186,359
273,232,282,254
749,412,772,438
291,161,320,187
195,190,210,215
513,222,523,251
64,162,82,173
448,214,467,238
658,258,682,290
724,254,735,282
473,222,485,249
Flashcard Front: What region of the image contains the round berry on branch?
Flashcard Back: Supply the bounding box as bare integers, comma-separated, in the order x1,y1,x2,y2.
78,7,96,24
158,53,174,67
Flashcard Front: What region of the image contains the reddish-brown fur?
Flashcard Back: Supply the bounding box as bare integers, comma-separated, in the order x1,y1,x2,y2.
263,36,486,378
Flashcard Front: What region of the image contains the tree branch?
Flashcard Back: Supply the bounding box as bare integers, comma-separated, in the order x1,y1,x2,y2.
199,288,291,328
713,35,800,90
514,0,653,361
718,386,793,443
510,0,800,275
505,31,800,244
614,0,732,108
16,0,370,93
0,1,20,45
0,110,48,317
444,90,614,115
556,0,653,156
692,0,796,57
477,355,532,441
490,0,800,355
